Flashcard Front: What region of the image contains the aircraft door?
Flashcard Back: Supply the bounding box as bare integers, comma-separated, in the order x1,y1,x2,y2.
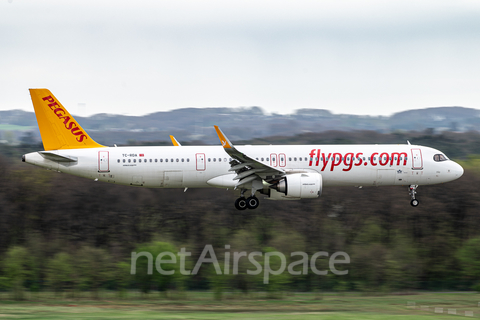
98,151,109,172
196,153,205,171
279,153,286,167
270,153,277,167
411,148,423,170
164,171,183,187
132,176,143,186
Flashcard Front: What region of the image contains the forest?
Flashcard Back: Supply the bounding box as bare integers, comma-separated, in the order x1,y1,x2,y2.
1,129,480,299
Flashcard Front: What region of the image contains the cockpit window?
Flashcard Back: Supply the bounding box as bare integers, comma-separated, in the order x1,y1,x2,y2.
433,154,448,162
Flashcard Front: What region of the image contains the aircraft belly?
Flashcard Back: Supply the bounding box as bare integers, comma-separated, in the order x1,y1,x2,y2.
321,168,377,187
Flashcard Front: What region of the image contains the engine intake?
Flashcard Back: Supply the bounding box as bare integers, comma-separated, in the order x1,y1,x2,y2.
270,173,322,199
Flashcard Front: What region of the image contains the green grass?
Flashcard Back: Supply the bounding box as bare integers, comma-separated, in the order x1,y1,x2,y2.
0,292,479,319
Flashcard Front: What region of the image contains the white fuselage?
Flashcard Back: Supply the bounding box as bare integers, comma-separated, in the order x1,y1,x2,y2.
24,144,464,189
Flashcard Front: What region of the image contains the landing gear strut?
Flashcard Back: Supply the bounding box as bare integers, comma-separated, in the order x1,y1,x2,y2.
409,185,419,207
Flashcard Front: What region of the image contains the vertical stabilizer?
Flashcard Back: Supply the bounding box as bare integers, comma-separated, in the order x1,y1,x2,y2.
29,89,105,151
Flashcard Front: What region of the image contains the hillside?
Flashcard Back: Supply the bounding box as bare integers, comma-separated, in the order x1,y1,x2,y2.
0,106,479,146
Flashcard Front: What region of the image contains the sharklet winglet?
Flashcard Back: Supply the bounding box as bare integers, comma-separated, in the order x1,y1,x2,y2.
170,135,182,146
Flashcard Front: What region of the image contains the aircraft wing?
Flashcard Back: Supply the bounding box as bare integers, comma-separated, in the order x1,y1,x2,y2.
214,126,285,188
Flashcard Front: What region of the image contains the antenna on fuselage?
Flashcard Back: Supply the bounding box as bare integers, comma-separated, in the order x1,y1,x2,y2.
407,140,411,145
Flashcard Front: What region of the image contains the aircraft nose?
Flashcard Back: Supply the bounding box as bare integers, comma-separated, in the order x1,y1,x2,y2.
452,161,464,178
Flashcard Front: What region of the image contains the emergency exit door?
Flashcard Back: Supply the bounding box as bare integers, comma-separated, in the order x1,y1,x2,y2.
98,151,110,172
411,148,423,170
196,153,205,171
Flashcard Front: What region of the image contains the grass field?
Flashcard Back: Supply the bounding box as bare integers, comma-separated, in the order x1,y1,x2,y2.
0,292,479,319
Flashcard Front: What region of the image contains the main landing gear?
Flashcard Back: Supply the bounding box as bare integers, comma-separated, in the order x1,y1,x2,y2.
234,189,260,210
409,185,419,207
234,196,259,210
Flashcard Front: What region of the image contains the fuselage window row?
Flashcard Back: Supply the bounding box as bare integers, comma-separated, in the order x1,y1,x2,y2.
116,155,410,165
119,158,191,164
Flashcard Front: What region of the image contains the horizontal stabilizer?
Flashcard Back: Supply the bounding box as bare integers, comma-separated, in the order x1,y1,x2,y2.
39,151,78,162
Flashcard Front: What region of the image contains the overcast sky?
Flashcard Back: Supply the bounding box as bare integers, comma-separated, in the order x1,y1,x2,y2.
1,0,480,117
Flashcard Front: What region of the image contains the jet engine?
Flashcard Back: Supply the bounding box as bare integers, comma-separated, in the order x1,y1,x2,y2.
269,172,322,199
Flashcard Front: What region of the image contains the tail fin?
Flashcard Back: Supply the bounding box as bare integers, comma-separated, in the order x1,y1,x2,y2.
29,89,105,151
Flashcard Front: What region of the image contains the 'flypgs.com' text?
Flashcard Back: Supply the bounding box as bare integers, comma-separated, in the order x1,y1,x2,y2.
306,149,409,172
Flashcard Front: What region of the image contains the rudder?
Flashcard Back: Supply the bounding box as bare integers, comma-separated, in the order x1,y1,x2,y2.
29,89,105,151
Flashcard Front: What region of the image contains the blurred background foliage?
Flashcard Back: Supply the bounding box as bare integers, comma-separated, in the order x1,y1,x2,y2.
0,129,480,299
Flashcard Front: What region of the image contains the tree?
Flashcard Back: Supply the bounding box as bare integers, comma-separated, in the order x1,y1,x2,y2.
132,241,182,295
457,237,480,290
3,246,31,300
46,252,75,296
76,246,112,299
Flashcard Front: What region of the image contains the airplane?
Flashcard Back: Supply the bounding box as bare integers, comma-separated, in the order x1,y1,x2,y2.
22,89,464,210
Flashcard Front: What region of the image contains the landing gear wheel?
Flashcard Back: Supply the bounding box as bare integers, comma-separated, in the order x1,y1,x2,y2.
246,196,259,210
408,185,419,207
235,197,247,210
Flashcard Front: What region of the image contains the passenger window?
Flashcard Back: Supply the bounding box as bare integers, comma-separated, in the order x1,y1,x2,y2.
187,158,190,162
294,157,297,161
123,159,125,163
166,159,168,162
155,159,158,162
133,159,136,163
181,158,184,162
117,159,120,163
128,159,131,163
208,158,211,162
213,158,216,162
176,158,179,162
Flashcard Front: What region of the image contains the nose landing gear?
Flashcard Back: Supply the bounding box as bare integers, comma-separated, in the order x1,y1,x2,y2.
409,185,419,207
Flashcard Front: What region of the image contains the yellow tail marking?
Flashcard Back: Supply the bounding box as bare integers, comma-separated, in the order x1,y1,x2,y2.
29,89,105,151
169,135,181,146
214,125,232,149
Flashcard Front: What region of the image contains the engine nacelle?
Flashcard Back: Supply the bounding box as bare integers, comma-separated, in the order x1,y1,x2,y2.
270,173,322,199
